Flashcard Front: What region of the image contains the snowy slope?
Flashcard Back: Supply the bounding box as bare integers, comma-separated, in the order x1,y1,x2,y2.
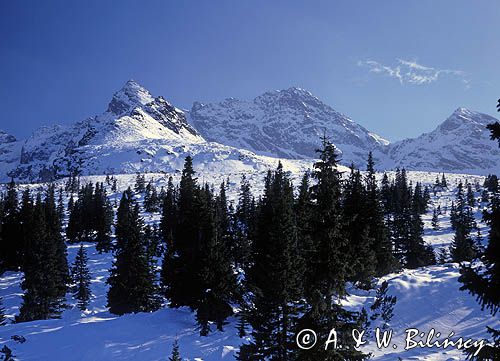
5,81,316,183
386,108,500,175
0,130,22,181
188,87,389,166
0,171,498,361
2,82,500,182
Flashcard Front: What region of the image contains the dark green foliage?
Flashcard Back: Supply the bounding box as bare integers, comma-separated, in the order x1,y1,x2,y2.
71,245,92,310
233,175,255,270
370,281,397,329
432,208,440,230
144,181,160,212
196,182,237,335
0,179,22,271
364,153,397,277
169,339,182,361
66,182,113,252
0,345,14,361
343,165,376,288
458,112,500,360
450,182,478,262
240,163,305,360
295,138,368,361
107,188,161,315
134,173,146,193
17,189,69,322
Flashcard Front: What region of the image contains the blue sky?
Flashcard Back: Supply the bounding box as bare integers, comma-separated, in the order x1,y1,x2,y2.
1,0,499,140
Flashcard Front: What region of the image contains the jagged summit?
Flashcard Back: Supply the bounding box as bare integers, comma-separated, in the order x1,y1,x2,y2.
2,81,500,182
387,108,500,173
0,130,16,144
107,79,154,115
188,87,388,165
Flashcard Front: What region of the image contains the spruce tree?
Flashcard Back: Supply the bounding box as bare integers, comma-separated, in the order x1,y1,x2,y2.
458,113,500,359
1,179,22,270
162,156,204,309
71,244,92,310
233,175,255,270
364,152,397,276
296,138,368,361
343,165,376,288
431,208,440,230
107,189,161,315
169,339,182,361
196,182,237,335
450,182,478,262
17,191,69,322
240,163,304,360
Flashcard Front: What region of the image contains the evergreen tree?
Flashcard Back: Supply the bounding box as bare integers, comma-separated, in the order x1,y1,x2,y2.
431,208,440,230
233,175,255,269
17,191,69,322
343,165,376,288
364,152,397,276
458,113,500,359
134,174,146,193
467,183,476,208
94,183,114,253
169,339,182,361
0,179,22,270
370,281,397,330
240,163,304,360
196,182,237,335
450,182,478,262
107,189,161,315
144,181,160,212
295,138,367,361
71,245,92,310
162,156,203,309
441,173,448,188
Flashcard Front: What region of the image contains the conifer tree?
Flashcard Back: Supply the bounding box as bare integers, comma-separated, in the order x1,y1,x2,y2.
343,166,375,288
364,152,397,276
1,179,22,270
17,191,69,322
107,189,161,315
144,181,160,212
233,175,255,269
296,138,367,361
432,208,440,230
240,163,304,360
162,156,203,308
169,339,182,361
134,174,146,193
441,173,448,188
458,114,500,359
467,183,476,208
196,182,237,335
450,182,478,262
71,245,92,310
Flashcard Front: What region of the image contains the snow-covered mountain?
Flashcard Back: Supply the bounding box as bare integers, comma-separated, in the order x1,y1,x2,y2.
386,108,500,174
188,87,389,166
1,81,500,182
6,81,309,183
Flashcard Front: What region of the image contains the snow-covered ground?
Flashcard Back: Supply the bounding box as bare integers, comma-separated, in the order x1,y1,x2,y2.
0,170,498,360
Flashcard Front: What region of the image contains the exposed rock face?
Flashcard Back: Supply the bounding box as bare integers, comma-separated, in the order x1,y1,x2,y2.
2,82,500,182
188,87,389,167
386,108,500,174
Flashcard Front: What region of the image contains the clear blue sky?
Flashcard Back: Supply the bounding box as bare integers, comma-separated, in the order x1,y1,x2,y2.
1,0,499,140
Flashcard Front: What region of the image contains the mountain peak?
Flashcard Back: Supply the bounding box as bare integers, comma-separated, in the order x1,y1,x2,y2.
0,130,16,144
107,79,154,115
